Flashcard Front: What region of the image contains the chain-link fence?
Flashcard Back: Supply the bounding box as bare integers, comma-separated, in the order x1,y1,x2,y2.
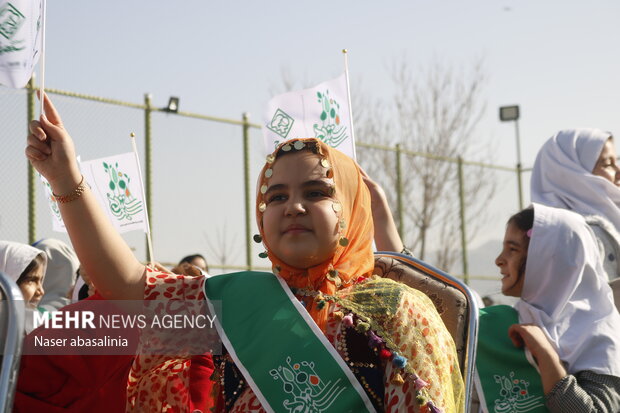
1,84,527,300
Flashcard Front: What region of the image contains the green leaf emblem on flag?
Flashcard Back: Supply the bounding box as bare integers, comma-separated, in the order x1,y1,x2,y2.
0,3,25,40
0,3,26,55
43,180,62,222
313,90,347,148
103,161,143,222
267,108,295,139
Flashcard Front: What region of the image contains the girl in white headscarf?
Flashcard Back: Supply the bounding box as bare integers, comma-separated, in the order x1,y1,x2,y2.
32,238,79,310
0,240,47,309
531,129,620,281
493,203,620,412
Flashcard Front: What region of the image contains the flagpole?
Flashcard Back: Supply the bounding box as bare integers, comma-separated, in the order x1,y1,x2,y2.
129,132,155,266
342,49,356,160
39,0,47,116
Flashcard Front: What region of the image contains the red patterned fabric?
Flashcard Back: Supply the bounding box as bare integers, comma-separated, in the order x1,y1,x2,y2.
127,268,214,412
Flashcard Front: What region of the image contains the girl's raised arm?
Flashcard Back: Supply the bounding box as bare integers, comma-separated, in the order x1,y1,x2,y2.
359,166,405,252
25,94,145,300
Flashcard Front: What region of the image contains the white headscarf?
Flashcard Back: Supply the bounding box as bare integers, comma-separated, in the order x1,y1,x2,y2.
0,240,46,282
33,238,79,310
515,203,620,376
530,128,620,231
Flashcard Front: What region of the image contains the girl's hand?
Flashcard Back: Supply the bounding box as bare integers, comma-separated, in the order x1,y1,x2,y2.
359,165,389,215
508,323,556,362
150,262,173,275
25,93,81,192
25,94,145,301
171,262,203,277
358,164,405,252
508,323,567,393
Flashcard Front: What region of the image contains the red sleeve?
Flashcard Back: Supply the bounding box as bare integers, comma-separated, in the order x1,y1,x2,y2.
15,295,134,412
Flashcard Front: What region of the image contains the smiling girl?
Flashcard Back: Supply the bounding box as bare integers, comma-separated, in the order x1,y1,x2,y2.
531,129,620,281
477,204,620,413
25,95,464,412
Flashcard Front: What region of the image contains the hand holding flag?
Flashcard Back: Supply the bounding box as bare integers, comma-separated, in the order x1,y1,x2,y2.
26,93,82,193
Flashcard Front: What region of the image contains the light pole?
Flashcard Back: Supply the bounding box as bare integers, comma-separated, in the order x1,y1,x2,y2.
499,105,523,209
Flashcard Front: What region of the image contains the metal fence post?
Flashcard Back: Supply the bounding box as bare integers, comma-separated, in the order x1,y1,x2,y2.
457,156,469,284
242,113,252,270
27,78,36,244
515,120,524,210
144,93,153,262
395,143,404,238
516,162,524,210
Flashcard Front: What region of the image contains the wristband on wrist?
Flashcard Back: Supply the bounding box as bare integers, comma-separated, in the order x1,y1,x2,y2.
52,175,87,204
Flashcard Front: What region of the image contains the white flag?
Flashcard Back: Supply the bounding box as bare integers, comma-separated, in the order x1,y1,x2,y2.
263,73,355,159
0,0,43,88
81,152,147,234
39,173,66,233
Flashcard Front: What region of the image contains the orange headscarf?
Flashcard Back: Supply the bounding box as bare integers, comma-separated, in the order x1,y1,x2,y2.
255,138,375,330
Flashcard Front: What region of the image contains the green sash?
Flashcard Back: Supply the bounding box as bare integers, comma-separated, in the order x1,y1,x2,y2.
205,271,376,413
476,305,548,413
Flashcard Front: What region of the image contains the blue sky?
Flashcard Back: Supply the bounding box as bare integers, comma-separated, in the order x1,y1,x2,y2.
2,0,619,294
42,1,620,165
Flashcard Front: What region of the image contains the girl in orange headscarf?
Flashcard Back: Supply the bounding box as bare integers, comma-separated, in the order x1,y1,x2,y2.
26,94,463,412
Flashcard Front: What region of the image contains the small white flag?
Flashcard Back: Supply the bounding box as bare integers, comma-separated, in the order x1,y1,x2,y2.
81,152,147,234
0,0,43,88
263,73,355,159
39,173,66,233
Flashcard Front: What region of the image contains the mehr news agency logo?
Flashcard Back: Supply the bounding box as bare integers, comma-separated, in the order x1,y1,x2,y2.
31,308,217,349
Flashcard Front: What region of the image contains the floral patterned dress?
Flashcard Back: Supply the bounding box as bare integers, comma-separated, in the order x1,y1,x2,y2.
126,267,464,412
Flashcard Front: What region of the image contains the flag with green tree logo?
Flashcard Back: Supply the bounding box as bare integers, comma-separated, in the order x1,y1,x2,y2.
263,73,355,159
0,0,43,88
39,173,65,232
81,152,147,234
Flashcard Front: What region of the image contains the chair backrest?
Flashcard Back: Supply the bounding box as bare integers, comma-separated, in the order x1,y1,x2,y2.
611,279,620,313
374,252,479,411
0,272,25,413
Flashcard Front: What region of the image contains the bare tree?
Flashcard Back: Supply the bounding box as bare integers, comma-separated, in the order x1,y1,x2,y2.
268,65,313,96
269,58,495,273
203,222,239,269
356,58,495,272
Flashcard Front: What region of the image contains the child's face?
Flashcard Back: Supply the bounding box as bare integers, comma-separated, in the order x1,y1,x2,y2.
18,265,45,308
262,151,339,269
495,222,527,297
592,139,620,186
